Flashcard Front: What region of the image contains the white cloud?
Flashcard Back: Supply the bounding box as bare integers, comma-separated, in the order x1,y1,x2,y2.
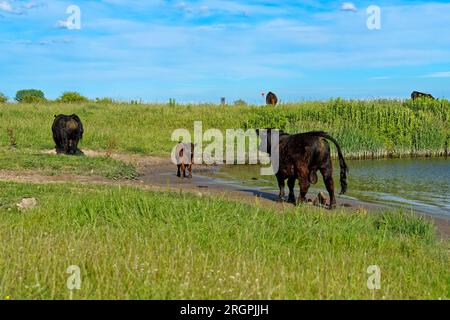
370,76,391,81
0,0,42,15
24,2,39,10
425,71,450,78
0,0,18,13
340,2,357,13
175,2,192,13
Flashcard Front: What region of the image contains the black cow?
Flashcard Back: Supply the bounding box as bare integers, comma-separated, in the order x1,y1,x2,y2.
52,114,84,155
266,92,278,106
411,91,435,100
257,129,348,209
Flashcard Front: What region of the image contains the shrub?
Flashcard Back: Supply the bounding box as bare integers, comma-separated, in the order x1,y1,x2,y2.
234,99,247,106
0,92,7,103
57,91,88,103
21,95,47,103
15,89,46,103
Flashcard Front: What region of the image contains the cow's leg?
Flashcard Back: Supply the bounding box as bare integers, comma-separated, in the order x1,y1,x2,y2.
287,177,296,204
320,166,336,209
63,135,69,154
297,166,310,205
70,140,76,154
177,165,181,177
276,174,286,202
72,139,79,155
56,129,65,153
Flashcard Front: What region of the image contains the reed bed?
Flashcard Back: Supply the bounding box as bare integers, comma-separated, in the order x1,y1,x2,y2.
0,99,448,159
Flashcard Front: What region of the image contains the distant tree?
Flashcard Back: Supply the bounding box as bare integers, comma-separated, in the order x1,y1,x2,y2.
234,99,247,106
57,91,88,103
15,89,46,103
0,92,7,103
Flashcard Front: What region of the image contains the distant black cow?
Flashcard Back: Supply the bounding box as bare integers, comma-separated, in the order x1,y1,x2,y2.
52,114,84,155
266,92,278,106
257,129,348,209
411,91,435,100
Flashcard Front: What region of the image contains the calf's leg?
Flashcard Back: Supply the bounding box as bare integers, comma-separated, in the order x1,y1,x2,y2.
187,164,192,178
181,163,186,178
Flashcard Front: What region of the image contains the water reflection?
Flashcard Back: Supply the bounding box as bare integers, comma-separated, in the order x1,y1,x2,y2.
208,158,450,218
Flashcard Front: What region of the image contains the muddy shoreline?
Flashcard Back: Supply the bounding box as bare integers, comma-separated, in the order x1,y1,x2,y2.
138,160,450,239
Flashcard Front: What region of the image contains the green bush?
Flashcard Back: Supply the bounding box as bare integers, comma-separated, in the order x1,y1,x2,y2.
57,91,88,103
0,92,7,103
15,89,46,103
21,95,47,103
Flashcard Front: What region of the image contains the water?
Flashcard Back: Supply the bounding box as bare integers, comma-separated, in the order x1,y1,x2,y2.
207,158,450,218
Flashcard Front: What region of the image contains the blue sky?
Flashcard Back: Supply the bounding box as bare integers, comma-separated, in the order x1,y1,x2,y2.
1,0,450,103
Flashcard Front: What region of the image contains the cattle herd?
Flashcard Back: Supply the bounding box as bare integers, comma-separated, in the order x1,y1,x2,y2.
50,90,435,208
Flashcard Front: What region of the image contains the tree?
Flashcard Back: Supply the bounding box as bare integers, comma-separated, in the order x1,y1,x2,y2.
57,91,88,103
0,92,7,103
15,89,46,103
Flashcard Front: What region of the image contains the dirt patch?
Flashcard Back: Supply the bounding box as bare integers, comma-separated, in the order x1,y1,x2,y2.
42,149,165,170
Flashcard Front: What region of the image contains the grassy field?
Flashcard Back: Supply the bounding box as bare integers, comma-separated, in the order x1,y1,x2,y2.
0,182,448,300
0,100,448,300
0,99,448,159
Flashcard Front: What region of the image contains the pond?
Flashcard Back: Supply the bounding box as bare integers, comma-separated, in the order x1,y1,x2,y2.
205,158,450,218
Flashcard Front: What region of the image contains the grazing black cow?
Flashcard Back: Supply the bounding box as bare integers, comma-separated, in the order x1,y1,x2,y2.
52,114,84,155
175,142,195,178
266,92,278,106
411,91,435,100
257,129,348,209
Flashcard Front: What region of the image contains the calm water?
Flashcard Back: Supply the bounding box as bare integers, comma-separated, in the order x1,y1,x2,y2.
208,158,450,218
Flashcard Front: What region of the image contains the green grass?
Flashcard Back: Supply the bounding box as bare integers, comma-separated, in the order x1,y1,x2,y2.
0,182,448,299
0,148,137,179
1,99,448,159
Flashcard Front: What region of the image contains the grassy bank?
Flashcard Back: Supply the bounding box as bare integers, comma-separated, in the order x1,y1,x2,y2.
0,148,137,179
0,99,448,159
0,182,448,299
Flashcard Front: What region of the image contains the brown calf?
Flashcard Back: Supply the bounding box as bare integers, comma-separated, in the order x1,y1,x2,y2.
175,142,195,178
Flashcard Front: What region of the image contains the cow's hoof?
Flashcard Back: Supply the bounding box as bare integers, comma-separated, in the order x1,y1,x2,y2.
277,198,285,203
287,197,296,204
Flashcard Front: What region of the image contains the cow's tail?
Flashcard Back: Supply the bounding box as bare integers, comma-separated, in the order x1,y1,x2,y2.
310,131,349,194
